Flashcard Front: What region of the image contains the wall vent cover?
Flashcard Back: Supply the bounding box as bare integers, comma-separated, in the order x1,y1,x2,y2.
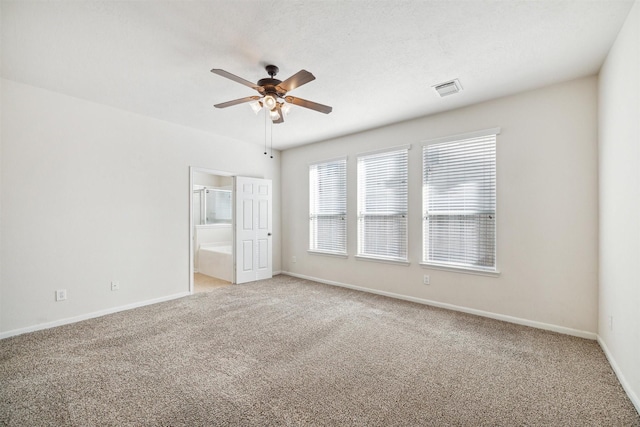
433,79,462,97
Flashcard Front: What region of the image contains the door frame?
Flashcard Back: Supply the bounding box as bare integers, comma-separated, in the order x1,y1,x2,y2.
188,166,235,294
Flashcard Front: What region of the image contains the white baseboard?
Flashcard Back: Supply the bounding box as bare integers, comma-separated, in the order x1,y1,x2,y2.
282,271,597,340
0,291,190,340
597,336,640,415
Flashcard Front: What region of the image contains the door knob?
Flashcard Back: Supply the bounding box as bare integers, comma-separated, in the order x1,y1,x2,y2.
268,233,272,236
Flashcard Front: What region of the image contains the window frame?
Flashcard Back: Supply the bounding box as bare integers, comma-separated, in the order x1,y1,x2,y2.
421,128,500,276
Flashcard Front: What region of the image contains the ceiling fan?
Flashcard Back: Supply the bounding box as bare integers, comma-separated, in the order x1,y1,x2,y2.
211,65,332,124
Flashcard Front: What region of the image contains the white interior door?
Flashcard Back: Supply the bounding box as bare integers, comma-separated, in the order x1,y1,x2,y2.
235,176,273,284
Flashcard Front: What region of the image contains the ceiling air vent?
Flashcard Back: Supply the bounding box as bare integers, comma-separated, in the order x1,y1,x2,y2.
433,79,462,97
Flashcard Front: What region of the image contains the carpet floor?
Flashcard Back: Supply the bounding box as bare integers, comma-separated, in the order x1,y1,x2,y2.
1,275,638,426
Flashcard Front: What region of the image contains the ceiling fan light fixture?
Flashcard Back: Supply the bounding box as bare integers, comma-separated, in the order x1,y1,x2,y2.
249,100,263,114
281,102,292,116
263,95,277,110
269,108,281,121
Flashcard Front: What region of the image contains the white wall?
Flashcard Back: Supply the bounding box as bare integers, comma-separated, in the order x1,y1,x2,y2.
193,171,222,188
0,79,281,334
282,76,599,335
598,0,640,412
193,172,233,188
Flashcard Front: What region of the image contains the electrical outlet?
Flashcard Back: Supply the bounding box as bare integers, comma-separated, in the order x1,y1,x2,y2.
111,281,120,291
55,289,67,301
292,256,297,263
423,275,430,285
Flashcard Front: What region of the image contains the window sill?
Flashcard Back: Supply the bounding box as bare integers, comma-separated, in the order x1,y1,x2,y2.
356,255,410,266
308,250,348,259
420,262,500,277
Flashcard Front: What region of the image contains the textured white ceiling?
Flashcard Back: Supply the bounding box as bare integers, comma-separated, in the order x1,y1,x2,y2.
1,1,634,150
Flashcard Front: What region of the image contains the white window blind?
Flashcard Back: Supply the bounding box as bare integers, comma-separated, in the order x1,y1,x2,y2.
357,147,408,262
309,158,347,255
423,133,496,271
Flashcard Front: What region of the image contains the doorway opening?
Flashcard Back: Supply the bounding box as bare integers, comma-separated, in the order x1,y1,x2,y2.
190,168,234,294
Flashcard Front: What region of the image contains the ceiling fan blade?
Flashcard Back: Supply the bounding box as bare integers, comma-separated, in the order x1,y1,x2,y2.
214,96,260,109
284,96,332,114
273,104,284,124
210,69,264,93
276,70,315,94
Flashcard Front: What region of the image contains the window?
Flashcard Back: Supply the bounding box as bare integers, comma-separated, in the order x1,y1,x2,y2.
309,158,347,255
422,130,498,272
357,146,409,262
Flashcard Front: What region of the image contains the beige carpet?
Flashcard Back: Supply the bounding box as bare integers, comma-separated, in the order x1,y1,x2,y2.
1,275,638,426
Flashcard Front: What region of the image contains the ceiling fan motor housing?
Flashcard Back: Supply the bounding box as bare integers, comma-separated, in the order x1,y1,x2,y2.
257,78,282,92
259,65,286,97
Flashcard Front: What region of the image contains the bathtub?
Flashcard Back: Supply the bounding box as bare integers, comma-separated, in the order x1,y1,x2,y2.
198,244,233,282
